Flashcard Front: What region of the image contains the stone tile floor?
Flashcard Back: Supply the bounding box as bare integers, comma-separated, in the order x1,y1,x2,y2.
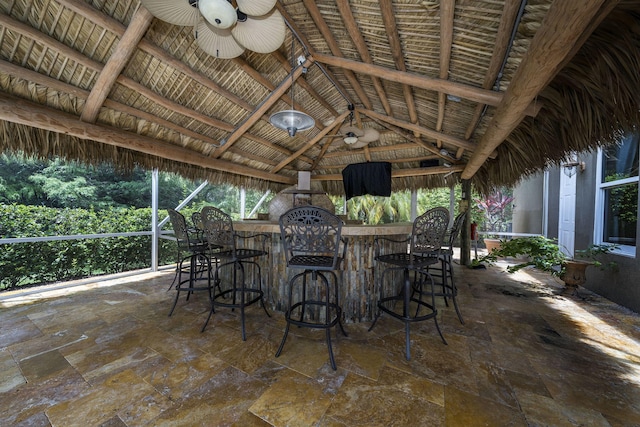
1,257,639,426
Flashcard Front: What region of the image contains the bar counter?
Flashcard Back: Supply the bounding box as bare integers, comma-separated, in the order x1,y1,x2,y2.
233,220,412,323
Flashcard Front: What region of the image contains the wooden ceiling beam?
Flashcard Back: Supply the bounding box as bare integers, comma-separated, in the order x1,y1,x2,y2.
0,92,294,184
0,11,314,165
310,126,343,170
80,5,153,123
301,0,373,110
275,6,353,112
322,145,439,159
313,165,464,181
379,1,419,135
314,53,540,118
59,0,252,111
0,60,305,168
465,0,524,140
361,109,494,156
462,0,610,179
336,0,393,116
436,0,455,147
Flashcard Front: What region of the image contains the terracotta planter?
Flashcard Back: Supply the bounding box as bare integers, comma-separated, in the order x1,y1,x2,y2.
484,238,502,253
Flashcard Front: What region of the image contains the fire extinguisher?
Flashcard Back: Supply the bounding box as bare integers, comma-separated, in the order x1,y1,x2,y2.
471,222,478,241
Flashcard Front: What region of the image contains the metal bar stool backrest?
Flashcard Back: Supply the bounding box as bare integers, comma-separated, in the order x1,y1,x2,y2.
192,211,204,232
168,209,199,251
446,211,468,250
200,206,236,254
279,206,344,271
411,206,450,258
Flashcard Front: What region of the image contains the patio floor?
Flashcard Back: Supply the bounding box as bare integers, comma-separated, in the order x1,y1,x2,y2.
1,256,639,426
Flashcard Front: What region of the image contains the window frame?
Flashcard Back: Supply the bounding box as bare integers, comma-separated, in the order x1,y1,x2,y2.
593,145,639,258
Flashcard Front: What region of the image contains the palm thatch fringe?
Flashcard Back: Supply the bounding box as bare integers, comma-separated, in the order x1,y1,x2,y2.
0,121,287,194
474,5,640,195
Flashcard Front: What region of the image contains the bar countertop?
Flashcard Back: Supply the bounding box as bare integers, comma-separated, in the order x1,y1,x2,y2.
233,220,412,236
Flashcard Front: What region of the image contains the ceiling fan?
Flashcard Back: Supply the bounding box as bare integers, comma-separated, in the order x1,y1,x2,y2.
336,126,380,149
140,0,286,59
323,105,380,149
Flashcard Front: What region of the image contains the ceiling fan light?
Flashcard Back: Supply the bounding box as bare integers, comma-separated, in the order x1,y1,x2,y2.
199,0,237,29
344,135,359,145
270,110,315,137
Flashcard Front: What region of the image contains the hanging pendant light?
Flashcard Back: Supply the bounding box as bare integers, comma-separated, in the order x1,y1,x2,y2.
269,109,315,136
270,58,315,136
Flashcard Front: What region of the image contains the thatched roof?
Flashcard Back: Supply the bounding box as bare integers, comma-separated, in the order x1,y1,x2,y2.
1,0,639,196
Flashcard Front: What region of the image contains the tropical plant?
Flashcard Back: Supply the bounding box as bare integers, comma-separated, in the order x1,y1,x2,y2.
477,235,618,278
475,188,514,234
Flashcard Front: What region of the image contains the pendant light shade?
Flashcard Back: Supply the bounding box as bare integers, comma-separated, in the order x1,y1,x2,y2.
198,0,237,29
270,110,315,137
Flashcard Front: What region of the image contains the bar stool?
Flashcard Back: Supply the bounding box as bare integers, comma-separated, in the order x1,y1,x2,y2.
276,206,348,370
167,209,213,317
425,210,468,324
200,206,270,340
369,207,449,360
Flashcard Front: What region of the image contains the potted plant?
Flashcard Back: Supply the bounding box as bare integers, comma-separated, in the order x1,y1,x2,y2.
474,189,514,252
477,236,617,294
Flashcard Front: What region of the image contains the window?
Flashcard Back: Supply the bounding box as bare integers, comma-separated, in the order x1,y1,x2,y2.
595,133,639,256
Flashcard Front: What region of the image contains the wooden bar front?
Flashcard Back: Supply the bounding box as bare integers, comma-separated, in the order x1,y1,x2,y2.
233,221,412,323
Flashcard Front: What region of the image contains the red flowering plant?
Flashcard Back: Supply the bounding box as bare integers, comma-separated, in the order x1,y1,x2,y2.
474,189,514,237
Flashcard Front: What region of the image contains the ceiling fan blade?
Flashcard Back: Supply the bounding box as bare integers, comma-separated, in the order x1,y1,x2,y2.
140,0,199,26
231,9,286,54
196,20,245,59
358,128,380,143
349,139,371,149
236,0,277,16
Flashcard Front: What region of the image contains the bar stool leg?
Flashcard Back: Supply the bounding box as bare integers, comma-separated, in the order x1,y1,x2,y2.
403,268,412,360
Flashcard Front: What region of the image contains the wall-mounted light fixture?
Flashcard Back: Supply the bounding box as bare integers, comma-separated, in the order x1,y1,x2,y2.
562,161,586,178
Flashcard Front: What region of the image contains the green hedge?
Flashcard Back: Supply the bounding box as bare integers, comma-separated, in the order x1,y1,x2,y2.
0,204,177,290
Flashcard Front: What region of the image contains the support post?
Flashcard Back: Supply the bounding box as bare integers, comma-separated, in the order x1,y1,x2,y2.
460,179,472,266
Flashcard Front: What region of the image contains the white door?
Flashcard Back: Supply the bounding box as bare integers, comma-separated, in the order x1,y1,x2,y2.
558,166,577,257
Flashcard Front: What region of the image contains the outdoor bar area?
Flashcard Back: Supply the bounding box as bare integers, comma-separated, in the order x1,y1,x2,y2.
2,0,640,426
228,171,413,323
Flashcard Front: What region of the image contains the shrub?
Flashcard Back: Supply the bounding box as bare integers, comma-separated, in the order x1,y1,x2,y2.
0,204,176,290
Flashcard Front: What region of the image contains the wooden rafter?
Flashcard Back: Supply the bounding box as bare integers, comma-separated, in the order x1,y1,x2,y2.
464,0,523,140
0,92,294,184
361,109,497,158
462,0,610,179
313,164,465,182
436,0,455,149
80,5,153,123
313,53,541,117
301,0,373,110
379,1,419,134
336,0,392,116
212,58,314,158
